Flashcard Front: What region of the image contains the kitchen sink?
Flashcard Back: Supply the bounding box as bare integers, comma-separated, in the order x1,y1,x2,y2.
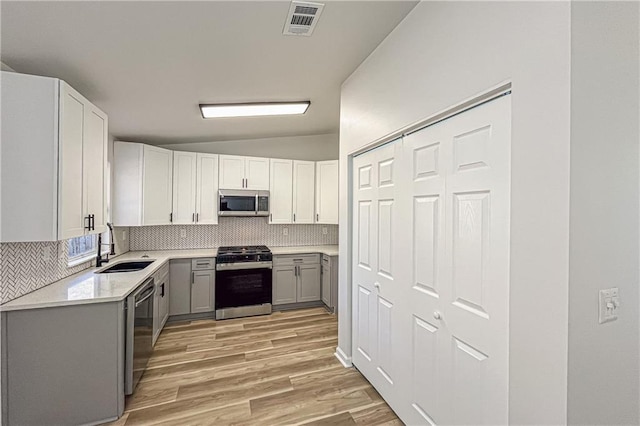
97,261,154,274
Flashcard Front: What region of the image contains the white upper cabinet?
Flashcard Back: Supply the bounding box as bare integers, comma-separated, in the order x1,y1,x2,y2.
172,151,197,224
245,157,270,190
219,155,269,190
269,159,293,224
292,160,315,224
142,145,174,225
269,158,337,225
114,147,219,226
1,72,108,242
219,155,245,189
58,84,86,240
315,160,338,224
195,153,219,224
59,84,108,238
83,105,109,234
113,142,173,226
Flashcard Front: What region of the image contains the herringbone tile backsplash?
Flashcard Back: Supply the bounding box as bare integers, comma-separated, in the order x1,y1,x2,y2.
0,241,93,304
130,217,338,250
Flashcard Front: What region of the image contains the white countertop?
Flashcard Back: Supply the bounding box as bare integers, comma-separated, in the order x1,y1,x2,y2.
270,245,339,256
0,245,338,312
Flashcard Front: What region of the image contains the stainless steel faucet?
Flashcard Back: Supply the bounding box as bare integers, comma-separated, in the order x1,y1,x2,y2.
96,222,116,267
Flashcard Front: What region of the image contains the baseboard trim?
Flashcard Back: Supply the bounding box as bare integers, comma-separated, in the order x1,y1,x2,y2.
273,301,325,311
335,346,352,368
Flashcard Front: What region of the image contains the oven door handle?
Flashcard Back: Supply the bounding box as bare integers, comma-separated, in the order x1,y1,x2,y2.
216,262,273,271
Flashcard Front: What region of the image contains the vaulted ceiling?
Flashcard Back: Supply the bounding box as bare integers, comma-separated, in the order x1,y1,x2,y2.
1,1,417,145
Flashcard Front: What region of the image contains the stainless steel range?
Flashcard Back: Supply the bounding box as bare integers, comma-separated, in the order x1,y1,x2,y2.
215,245,273,320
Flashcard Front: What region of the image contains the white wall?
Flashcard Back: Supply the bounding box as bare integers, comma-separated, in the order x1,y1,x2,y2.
159,133,338,161
568,2,640,424
338,2,572,424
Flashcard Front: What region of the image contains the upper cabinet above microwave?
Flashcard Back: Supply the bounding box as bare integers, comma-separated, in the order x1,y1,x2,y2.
172,151,219,225
1,72,108,242
219,155,269,190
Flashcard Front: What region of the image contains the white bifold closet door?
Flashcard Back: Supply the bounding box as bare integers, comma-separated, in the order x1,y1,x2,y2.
352,95,511,425
352,140,406,410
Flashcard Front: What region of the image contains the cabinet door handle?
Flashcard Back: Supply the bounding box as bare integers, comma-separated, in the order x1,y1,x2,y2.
84,215,91,231
161,283,165,297
196,213,199,222
316,213,319,222
170,213,173,223
270,213,272,222
293,213,296,222
245,178,249,188
192,213,195,222
191,272,195,284
90,214,95,231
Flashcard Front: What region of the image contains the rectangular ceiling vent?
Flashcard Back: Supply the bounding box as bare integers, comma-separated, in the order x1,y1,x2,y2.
283,1,324,36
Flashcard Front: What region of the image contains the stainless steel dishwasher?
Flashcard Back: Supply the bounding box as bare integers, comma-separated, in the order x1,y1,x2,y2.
125,277,155,395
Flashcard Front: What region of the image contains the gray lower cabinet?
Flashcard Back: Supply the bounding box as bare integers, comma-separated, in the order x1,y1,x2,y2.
273,254,321,306
297,264,321,302
1,302,125,425
158,271,170,325
191,270,215,313
169,258,192,315
273,265,297,304
153,262,170,344
169,257,215,317
321,255,339,313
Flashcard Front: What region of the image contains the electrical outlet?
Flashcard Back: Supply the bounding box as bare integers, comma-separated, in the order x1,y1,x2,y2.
322,227,328,235
180,228,187,238
42,246,51,261
283,227,289,236
599,287,620,324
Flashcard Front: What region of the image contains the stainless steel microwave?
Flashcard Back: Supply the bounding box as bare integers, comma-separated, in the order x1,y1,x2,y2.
218,190,269,217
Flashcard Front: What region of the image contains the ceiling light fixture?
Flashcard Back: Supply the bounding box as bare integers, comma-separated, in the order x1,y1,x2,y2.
199,101,310,118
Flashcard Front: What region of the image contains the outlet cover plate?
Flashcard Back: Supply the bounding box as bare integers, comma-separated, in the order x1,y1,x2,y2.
599,287,619,324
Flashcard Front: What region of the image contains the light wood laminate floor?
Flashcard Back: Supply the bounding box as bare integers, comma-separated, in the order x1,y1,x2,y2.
108,307,402,426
